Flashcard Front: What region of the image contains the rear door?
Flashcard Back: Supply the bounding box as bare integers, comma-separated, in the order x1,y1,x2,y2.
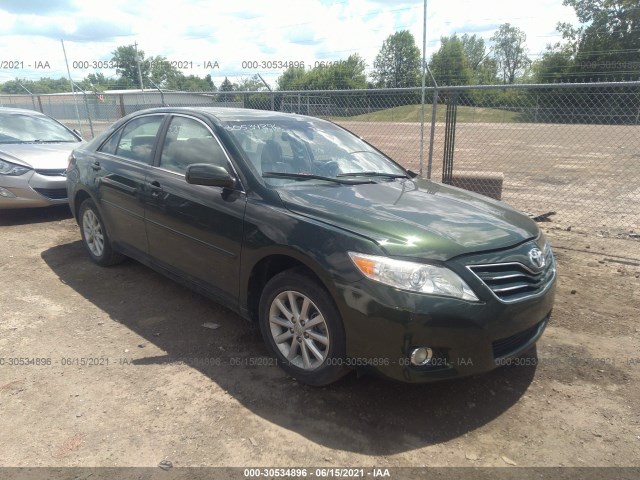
144,114,247,306
93,114,166,257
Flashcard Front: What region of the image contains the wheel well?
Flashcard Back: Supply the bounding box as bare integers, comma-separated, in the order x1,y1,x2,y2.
74,190,91,219
246,255,324,322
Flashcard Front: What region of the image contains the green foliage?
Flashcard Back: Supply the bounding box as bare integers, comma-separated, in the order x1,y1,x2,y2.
460,34,499,84
169,74,216,92
76,73,121,91
0,77,71,94
428,35,474,86
277,67,306,90
236,75,268,92
110,45,215,90
276,54,367,90
147,55,182,88
111,45,150,87
536,0,640,82
533,44,576,83
491,24,531,84
218,77,239,102
372,31,422,88
235,75,271,110
460,34,486,71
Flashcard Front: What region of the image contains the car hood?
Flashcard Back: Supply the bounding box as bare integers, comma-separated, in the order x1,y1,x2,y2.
278,178,539,261
0,142,82,169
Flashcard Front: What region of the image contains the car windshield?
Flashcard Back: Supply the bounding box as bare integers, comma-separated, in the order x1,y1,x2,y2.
223,117,407,187
0,112,79,144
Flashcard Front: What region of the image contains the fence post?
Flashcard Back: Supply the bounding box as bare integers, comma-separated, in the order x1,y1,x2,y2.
426,88,438,179
81,90,95,138
442,91,458,184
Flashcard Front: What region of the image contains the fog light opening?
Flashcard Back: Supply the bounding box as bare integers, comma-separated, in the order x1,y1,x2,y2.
0,187,16,198
410,347,434,366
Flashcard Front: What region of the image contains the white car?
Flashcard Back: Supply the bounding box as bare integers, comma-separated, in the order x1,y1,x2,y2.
0,107,83,208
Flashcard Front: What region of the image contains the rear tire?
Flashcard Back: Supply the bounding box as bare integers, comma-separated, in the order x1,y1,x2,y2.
78,198,124,267
258,268,349,386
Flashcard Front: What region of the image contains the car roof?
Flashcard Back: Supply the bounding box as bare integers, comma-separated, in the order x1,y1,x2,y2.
129,107,319,124
0,107,50,118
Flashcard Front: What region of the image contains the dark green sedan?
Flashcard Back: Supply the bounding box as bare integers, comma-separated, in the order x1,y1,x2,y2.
66,107,556,385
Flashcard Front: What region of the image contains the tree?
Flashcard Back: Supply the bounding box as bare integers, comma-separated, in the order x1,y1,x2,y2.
491,24,531,84
218,76,238,102
428,35,474,86
147,56,183,88
1,77,71,94
372,30,422,88
533,43,575,83
277,67,307,90
460,34,498,84
559,0,638,81
533,0,639,83
236,75,268,91
77,73,120,91
305,54,367,90
169,74,215,92
276,55,367,90
111,45,150,87
460,34,486,71
111,45,184,89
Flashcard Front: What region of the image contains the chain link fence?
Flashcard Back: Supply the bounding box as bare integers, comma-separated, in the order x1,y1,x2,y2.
2,82,639,255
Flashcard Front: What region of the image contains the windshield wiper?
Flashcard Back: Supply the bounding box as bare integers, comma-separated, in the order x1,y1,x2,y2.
263,171,375,185
337,171,409,179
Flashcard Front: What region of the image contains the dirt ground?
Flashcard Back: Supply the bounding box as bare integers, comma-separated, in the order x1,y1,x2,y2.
1,204,639,472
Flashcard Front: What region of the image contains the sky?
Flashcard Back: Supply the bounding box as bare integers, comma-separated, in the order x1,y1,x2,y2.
0,0,579,89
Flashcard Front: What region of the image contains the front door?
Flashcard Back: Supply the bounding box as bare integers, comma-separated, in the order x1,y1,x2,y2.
144,114,246,306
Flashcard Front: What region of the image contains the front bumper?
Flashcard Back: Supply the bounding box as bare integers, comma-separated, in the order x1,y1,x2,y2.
0,170,68,209
336,240,557,383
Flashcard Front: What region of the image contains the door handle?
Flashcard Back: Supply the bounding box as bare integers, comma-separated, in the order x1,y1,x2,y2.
149,180,162,197
91,161,101,171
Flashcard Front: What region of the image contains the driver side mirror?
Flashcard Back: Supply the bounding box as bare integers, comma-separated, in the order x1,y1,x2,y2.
185,163,235,189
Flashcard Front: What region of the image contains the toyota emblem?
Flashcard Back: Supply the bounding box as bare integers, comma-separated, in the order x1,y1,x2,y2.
529,248,545,270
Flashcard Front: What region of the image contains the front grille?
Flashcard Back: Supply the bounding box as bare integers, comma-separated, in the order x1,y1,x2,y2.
33,188,68,200
35,169,66,177
493,319,545,359
467,247,555,303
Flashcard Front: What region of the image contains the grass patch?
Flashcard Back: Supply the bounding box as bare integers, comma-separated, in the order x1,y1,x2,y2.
330,103,520,123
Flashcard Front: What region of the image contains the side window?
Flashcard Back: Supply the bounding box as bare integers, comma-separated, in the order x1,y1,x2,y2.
99,115,164,164
99,130,120,155
159,116,228,175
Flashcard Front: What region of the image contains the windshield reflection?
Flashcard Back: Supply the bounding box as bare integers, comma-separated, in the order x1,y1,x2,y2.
224,118,406,186
0,113,79,144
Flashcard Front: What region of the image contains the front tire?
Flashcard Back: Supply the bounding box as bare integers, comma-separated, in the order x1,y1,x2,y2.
258,269,349,386
78,198,124,266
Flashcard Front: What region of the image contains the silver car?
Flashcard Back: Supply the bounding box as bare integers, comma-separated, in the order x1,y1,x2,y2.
0,108,83,208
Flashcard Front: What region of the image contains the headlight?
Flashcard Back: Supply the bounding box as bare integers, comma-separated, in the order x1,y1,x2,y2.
348,252,479,301
0,158,31,176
